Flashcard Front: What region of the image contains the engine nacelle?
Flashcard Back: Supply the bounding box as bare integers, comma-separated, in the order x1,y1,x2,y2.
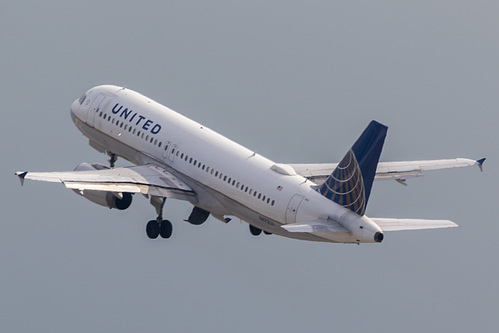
72,163,133,210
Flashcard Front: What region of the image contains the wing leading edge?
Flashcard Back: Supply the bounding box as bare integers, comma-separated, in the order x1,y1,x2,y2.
15,164,196,202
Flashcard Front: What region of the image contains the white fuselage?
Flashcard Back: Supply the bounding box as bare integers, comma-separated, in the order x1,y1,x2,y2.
70,85,382,243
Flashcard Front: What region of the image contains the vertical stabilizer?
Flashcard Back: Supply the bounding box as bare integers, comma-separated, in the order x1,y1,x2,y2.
317,121,387,215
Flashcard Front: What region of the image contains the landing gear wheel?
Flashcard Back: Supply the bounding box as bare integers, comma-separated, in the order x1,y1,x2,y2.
263,231,272,235
159,220,173,239
146,220,160,239
249,225,262,236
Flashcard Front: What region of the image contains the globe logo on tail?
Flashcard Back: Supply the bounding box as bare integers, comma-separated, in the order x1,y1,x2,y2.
318,150,366,215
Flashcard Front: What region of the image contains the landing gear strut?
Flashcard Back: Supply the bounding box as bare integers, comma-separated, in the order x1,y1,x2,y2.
107,151,117,168
146,196,173,239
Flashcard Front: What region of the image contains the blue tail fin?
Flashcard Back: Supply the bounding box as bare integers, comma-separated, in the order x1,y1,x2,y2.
317,121,388,215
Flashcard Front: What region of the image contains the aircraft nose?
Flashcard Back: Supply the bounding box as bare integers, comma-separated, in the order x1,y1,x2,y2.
70,98,80,116
70,95,88,123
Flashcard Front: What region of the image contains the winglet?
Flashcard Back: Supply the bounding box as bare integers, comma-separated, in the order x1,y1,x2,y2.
477,158,486,172
15,171,28,186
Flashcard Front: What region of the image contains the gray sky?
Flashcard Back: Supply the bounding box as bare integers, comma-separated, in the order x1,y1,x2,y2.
1,1,498,332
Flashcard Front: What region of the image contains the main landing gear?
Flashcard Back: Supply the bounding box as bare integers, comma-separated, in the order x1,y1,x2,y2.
146,219,173,239
103,152,173,239
249,225,272,236
146,196,173,239
107,151,117,168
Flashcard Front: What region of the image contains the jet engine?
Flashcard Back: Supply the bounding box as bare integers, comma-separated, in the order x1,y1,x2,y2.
72,162,132,210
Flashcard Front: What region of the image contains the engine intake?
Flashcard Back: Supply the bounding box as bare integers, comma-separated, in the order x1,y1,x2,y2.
72,163,133,210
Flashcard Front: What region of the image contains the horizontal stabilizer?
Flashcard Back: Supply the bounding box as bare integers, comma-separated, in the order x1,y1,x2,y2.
371,218,458,231
282,219,349,233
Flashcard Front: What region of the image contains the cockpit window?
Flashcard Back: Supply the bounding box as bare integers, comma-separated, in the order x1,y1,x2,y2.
79,94,87,105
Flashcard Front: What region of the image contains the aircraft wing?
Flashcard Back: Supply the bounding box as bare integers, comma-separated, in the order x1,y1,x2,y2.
289,158,485,184
371,218,458,231
15,164,196,201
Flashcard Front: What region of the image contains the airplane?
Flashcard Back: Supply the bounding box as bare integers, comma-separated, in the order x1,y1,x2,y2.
15,85,486,244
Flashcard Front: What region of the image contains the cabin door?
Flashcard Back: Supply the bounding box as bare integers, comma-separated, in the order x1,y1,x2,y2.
285,194,304,224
